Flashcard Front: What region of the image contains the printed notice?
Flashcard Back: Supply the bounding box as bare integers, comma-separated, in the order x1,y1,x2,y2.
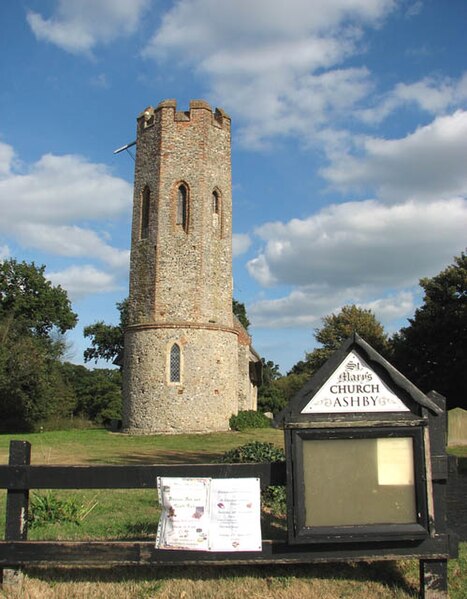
377,437,414,486
156,477,262,552
209,478,262,551
156,477,210,551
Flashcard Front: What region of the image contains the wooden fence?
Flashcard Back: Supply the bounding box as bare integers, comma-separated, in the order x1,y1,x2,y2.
0,440,460,597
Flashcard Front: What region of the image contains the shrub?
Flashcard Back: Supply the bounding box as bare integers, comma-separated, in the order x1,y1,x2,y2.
229,410,271,431
263,485,287,514
218,442,287,516
218,441,285,464
28,491,98,528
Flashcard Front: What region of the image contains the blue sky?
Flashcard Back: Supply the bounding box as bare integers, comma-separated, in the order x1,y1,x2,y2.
1,0,466,373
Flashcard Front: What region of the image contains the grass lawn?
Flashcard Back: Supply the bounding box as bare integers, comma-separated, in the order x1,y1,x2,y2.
0,428,465,598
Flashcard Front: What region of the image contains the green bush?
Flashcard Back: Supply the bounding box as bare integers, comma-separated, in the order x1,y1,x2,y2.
263,485,287,514
229,410,271,431
218,441,285,463
28,491,98,527
218,442,287,515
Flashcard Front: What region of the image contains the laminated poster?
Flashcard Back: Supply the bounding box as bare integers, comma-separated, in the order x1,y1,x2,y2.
156,477,262,552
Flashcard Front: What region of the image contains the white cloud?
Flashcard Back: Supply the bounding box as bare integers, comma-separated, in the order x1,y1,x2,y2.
15,224,130,270
144,0,396,146
0,245,10,260
358,73,467,124
27,0,149,56
0,142,131,273
322,111,467,202
247,197,467,328
0,151,131,223
47,265,120,300
0,141,15,176
249,198,467,288
360,291,415,323
250,287,415,331
232,233,251,257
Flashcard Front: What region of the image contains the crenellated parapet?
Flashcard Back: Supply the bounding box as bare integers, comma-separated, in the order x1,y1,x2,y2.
137,99,230,132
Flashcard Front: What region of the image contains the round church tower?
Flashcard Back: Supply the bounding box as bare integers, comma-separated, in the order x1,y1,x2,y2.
122,100,239,433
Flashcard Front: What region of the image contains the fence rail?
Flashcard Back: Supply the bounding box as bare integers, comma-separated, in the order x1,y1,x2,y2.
1,440,463,598
0,462,287,490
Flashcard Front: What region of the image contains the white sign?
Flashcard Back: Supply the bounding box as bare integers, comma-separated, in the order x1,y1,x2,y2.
301,350,409,414
156,477,262,552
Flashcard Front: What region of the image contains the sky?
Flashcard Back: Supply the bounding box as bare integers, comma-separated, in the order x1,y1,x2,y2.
0,0,466,374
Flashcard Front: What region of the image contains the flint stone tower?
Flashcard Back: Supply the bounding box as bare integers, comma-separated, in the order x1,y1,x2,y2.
122,99,259,434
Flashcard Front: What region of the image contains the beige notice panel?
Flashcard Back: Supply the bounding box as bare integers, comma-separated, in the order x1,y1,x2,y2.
302,438,417,527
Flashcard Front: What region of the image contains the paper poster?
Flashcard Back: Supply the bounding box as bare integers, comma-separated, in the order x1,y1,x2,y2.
156,477,210,551
209,478,262,551
377,437,414,486
156,477,262,552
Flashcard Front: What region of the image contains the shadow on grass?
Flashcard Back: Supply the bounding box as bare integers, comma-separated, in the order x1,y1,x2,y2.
87,450,222,465
25,561,418,596
121,520,158,539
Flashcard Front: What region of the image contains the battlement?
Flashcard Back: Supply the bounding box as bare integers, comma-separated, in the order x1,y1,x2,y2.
137,99,230,130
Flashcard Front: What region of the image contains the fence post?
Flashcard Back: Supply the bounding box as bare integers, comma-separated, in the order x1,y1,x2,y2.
2,440,31,590
419,559,448,599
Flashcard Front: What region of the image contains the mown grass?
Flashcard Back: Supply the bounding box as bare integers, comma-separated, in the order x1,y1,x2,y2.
0,427,284,465
0,428,465,598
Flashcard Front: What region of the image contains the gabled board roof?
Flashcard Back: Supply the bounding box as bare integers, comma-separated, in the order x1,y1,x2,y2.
274,333,442,427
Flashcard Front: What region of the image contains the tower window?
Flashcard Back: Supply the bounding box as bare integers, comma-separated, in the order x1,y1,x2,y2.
176,184,188,232
140,186,150,239
212,190,220,214
169,343,181,383
212,188,222,235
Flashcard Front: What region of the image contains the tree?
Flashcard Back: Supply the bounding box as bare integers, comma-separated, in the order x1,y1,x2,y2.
84,299,129,364
0,259,77,340
290,304,389,378
260,358,281,386
257,358,287,415
233,299,250,330
0,259,78,431
59,363,122,423
392,252,467,409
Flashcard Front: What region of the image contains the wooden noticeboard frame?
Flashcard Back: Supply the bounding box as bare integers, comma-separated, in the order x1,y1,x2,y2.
286,425,429,544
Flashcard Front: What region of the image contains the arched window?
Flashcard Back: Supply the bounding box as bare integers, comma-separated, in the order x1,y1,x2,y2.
176,184,188,232
212,188,222,235
169,343,181,383
212,190,220,215
140,186,150,239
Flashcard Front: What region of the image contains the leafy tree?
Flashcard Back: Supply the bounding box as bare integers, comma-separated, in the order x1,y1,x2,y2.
314,304,389,355
84,299,129,364
289,304,389,380
59,363,122,423
0,259,77,340
257,358,288,415
233,299,250,330
0,259,78,431
392,252,466,409
260,358,281,386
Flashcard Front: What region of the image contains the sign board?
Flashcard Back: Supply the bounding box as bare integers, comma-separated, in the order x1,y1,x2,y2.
156,477,262,552
301,350,409,413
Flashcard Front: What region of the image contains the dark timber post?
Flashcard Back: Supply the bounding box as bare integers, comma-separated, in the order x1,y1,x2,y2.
2,440,31,589
420,559,448,599
419,391,449,599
